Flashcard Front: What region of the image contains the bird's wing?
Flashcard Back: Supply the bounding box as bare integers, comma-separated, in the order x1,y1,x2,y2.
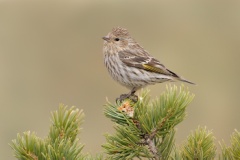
119,50,179,77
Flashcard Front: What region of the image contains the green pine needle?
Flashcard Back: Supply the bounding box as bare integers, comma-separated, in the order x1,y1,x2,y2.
49,104,84,143
10,131,46,160
220,130,240,160
10,104,85,160
103,85,194,159
11,85,240,159
181,126,216,160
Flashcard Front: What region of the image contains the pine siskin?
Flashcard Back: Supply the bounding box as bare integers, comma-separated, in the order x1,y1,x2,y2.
102,27,194,101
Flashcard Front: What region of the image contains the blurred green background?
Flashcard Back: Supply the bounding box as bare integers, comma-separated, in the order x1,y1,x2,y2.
1,0,240,159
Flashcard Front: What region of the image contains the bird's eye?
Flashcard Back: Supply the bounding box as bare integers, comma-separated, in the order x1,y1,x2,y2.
114,38,120,41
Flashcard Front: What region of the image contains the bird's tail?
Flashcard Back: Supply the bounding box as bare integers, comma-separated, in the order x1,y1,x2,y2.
178,77,196,85
166,69,195,85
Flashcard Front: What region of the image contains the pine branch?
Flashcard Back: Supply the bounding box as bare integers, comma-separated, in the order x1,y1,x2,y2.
10,85,240,159
220,130,240,159
10,104,86,160
11,131,46,160
103,85,194,159
48,104,84,143
181,126,216,160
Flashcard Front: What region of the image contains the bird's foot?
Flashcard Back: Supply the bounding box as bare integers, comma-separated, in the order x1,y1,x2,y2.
116,93,138,103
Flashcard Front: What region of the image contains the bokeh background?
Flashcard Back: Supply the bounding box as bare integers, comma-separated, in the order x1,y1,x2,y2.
1,0,240,159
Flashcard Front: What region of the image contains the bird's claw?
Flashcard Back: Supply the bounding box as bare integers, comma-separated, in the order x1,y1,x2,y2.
116,94,138,103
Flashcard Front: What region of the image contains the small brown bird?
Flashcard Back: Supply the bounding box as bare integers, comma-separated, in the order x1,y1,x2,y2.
102,27,194,101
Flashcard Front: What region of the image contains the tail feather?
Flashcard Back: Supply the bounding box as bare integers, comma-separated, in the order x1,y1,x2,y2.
167,69,195,85
178,77,196,85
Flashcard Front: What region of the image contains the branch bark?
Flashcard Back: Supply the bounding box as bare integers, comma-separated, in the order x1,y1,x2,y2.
144,134,160,160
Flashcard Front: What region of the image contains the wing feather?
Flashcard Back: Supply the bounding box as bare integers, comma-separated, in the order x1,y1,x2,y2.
119,50,179,77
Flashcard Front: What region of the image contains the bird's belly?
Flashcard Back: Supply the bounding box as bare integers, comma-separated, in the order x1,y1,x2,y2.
104,56,171,89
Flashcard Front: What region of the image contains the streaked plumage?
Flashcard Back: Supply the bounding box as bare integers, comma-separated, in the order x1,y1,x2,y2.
102,27,194,100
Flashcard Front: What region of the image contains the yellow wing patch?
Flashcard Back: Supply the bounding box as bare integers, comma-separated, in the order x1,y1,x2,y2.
142,64,167,74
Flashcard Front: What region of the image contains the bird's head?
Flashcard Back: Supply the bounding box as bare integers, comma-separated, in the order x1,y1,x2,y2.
102,27,136,53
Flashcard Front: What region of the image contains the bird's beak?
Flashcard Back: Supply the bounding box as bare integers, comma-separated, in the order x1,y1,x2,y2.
102,36,110,41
